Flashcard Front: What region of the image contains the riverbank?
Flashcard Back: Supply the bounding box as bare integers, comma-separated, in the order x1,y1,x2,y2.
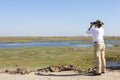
0,37,119,80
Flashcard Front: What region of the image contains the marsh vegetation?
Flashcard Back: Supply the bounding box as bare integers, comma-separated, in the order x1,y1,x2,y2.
0,36,119,69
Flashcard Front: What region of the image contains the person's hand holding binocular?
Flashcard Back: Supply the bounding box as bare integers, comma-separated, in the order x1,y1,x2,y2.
88,22,96,30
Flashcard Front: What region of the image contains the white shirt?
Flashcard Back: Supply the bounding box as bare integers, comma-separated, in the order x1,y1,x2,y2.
87,27,104,43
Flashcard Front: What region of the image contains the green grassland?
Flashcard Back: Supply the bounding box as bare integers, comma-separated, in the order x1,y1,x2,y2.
0,45,119,69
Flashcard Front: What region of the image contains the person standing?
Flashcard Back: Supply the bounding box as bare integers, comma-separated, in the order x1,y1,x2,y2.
87,20,106,75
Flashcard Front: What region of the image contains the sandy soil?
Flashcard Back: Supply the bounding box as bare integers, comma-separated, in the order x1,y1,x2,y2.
0,70,120,80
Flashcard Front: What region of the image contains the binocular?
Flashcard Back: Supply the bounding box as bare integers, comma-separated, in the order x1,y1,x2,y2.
90,22,96,25
90,21,104,25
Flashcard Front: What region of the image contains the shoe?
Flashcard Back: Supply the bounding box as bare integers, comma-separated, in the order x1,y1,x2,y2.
93,73,101,76
102,72,105,74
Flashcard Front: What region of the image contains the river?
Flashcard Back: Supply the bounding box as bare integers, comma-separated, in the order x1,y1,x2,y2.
0,40,120,48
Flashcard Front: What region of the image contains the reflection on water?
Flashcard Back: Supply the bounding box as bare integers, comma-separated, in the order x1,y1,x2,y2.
0,40,119,48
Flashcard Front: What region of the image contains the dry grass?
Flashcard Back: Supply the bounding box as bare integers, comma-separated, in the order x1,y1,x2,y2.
0,36,92,42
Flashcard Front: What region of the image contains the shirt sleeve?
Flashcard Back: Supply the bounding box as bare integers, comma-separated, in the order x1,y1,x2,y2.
86,27,95,34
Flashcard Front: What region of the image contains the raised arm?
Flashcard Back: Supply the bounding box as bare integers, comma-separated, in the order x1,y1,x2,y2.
88,22,94,30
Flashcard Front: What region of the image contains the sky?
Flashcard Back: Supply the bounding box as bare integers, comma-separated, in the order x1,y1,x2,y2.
0,0,120,36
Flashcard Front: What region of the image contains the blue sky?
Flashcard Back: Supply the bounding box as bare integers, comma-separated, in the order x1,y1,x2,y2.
0,0,120,36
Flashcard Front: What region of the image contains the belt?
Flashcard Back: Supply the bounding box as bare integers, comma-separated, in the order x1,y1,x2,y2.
94,42,104,43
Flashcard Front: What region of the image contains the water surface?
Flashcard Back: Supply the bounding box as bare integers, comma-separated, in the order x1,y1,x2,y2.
0,40,119,48
107,61,120,67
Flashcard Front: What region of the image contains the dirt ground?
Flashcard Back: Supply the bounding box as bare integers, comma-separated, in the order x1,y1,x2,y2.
0,70,120,80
